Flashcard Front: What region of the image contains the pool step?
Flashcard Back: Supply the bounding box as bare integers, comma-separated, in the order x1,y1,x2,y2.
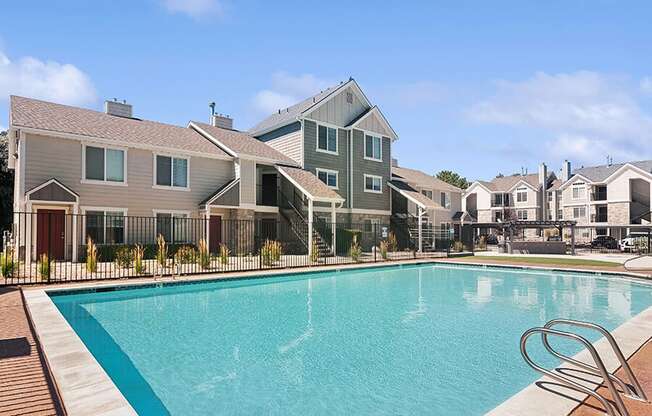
520,319,647,416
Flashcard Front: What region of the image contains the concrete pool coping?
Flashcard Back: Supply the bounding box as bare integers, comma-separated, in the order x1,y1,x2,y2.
21,259,652,416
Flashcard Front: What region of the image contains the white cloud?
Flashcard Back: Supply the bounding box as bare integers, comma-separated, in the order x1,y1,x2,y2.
162,0,223,19
0,51,96,106
252,72,335,114
640,77,652,94
468,71,652,163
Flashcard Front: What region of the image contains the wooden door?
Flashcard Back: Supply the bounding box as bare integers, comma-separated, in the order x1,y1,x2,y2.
209,215,222,253
36,209,66,260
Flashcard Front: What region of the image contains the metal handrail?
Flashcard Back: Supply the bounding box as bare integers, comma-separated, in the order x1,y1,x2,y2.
542,319,647,401
521,327,630,416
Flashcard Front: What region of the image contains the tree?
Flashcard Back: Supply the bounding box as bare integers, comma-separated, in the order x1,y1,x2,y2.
0,130,14,233
436,170,471,190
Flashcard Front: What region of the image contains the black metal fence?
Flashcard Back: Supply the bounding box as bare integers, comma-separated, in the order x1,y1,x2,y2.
0,212,454,285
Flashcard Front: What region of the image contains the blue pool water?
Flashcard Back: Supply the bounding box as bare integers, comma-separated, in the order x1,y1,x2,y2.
51,264,652,415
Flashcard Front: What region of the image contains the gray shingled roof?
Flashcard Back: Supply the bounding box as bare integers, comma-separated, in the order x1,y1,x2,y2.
10,96,231,158
249,81,351,136
573,160,652,182
391,166,461,193
476,173,542,192
388,180,439,209
277,166,344,201
191,121,298,166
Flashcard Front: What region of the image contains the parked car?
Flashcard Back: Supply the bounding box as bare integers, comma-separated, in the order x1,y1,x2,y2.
619,233,650,252
590,235,618,250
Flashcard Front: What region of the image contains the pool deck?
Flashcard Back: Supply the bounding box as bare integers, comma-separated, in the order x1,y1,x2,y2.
0,288,62,416
5,258,652,415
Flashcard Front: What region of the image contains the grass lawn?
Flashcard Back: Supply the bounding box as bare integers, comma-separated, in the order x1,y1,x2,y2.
456,255,621,268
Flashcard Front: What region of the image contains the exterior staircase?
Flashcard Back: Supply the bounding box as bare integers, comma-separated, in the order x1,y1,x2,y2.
277,187,332,257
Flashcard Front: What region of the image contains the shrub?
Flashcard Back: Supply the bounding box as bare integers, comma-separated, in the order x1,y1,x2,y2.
310,238,320,263
133,245,146,274
1,248,16,278
379,240,388,260
386,232,398,252
86,237,98,273
114,245,133,268
478,236,487,250
38,253,52,281
453,240,464,252
156,234,168,268
219,244,230,266
174,245,196,265
197,239,211,269
349,242,362,262
261,239,283,266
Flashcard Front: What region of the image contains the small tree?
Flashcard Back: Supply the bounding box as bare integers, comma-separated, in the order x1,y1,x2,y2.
436,170,471,190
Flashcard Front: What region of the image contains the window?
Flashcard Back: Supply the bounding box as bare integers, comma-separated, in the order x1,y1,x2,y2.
316,168,338,189
516,187,528,203
547,192,553,202
364,134,382,161
84,145,125,183
494,211,503,222
422,190,433,200
573,206,586,219
85,210,125,244
364,175,382,193
363,218,380,233
155,211,189,243
317,125,337,153
440,192,451,209
557,209,563,219
572,182,586,200
155,155,189,189
517,210,528,220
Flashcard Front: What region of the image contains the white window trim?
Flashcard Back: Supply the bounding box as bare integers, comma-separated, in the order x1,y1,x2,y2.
152,209,192,242
363,133,382,162
572,183,586,200
80,206,128,245
315,168,339,189
315,124,339,155
440,191,451,209
516,186,528,203
572,206,586,219
363,174,383,194
153,153,191,191
421,189,433,200
363,217,380,232
81,143,128,186
517,209,528,220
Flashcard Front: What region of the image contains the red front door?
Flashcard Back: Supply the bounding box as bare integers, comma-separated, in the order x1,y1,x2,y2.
209,215,222,253
36,209,66,260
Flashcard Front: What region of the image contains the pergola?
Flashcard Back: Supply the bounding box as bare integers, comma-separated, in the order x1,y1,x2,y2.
470,220,578,254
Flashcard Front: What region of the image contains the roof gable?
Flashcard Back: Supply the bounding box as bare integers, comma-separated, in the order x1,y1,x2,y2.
348,106,398,140
304,82,371,127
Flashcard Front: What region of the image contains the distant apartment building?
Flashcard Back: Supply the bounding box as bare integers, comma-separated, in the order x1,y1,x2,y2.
462,159,652,242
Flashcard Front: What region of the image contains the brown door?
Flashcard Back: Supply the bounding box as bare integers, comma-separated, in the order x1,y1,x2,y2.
36,209,66,260
209,215,222,253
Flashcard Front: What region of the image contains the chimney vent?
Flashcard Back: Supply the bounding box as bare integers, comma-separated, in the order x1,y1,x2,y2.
561,160,571,182
391,158,399,167
104,99,132,118
211,113,234,130
538,163,547,188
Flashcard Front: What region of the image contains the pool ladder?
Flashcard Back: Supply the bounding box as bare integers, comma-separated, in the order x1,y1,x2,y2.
520,319,648,416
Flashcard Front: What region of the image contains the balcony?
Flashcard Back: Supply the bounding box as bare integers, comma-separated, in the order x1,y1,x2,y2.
591,212,608,223
590,187,607,201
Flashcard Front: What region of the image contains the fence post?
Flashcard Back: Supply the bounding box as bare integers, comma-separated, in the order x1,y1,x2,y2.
374,223,377,263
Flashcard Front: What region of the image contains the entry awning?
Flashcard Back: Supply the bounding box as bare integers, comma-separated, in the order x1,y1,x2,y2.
277,166,345,203
388,180,438,210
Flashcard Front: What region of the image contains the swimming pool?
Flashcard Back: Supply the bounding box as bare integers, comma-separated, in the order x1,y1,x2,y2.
50,263,652,415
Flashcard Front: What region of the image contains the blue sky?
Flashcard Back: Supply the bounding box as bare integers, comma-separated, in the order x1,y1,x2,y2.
2,1,652,181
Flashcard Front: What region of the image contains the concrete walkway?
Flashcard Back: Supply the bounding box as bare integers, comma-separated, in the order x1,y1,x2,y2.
0,288,62,416
475,250,639,264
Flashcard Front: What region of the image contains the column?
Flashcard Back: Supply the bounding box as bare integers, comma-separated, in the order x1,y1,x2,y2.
330,201,336,255
418,207,423,253
308,198,314,257
25,202,32,266
571,225,576,255
72,205,78,262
